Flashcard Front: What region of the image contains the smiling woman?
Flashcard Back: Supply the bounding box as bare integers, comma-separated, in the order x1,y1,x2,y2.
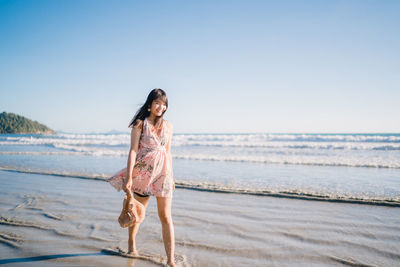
107,88,176,266
127,89,169,130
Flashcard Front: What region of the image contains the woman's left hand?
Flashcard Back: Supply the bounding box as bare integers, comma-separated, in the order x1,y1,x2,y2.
123,178,132,193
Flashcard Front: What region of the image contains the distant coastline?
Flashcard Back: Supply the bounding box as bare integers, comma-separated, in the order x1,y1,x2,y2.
0,111,55,134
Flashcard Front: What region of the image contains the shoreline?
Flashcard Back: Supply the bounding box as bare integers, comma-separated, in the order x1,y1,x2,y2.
1,167,399,208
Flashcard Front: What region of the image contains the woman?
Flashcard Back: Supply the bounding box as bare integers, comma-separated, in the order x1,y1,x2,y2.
109,88,175,266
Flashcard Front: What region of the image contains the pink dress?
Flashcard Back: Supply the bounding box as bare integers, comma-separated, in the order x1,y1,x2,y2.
108,118,174,198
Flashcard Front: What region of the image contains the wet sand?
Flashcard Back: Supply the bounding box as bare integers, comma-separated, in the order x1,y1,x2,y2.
1,170,400,266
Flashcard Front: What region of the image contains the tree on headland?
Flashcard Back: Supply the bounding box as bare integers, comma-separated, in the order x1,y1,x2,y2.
0,112,55,134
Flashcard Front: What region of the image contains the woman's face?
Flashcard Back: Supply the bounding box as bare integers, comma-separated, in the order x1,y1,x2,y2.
150,98,167,117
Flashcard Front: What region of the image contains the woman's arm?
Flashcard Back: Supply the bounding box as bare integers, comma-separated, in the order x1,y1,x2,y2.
166,122,174,189
123,120,143,193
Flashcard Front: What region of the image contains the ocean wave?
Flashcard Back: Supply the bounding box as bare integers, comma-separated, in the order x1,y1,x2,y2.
3,139,400,152
174,133,400,143
2,133,400,148
0,147,128,157
1,150,398,169
173,154,400,169
50,144,127,157
2,133,400,160
172,141,400,151
0,134,130,147
1,167,399,207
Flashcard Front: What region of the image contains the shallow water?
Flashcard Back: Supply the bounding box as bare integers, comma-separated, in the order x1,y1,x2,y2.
1,156,399,206
1,132,400,205
1,170,400,266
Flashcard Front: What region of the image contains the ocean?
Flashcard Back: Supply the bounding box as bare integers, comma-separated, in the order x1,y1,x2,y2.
1,132,399,205
1,132,400,266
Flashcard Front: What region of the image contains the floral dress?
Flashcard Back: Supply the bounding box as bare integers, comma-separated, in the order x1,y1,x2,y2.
108,118,174,198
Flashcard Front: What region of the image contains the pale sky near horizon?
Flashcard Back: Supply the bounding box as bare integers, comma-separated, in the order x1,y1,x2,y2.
1,0,399,134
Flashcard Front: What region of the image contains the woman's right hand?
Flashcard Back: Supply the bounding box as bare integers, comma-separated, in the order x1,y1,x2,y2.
123,178,132,193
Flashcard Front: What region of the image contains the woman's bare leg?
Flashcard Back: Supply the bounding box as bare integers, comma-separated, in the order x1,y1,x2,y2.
128,194,150,254
156,197,175,266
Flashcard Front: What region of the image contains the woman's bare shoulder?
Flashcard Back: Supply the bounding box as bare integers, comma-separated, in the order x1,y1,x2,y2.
131,120,144,130
164,120,173,130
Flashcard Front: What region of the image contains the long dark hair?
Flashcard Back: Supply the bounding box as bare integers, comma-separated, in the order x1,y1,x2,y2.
128,88,168,128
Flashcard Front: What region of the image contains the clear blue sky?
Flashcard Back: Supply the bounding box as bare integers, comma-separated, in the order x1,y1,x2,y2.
1,0,399,133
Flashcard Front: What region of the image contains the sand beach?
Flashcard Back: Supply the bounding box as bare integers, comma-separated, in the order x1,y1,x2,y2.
1,169,400,266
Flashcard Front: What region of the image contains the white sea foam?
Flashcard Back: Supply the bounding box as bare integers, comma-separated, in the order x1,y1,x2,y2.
50,144,127,157
173,133,400,143
2,133,400,150
172,153,400,169
1,134,130,146
1,133,399,168
1,149,398,168
173,140,400,150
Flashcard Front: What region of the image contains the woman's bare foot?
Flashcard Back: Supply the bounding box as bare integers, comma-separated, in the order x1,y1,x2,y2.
128,250,138,255
166,260,175,267
128,242,138,255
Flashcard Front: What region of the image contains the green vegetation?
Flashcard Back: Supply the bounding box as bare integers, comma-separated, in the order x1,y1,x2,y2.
0,112,55,134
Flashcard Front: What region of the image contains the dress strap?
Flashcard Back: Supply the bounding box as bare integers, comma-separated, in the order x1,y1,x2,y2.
143,117,150,133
